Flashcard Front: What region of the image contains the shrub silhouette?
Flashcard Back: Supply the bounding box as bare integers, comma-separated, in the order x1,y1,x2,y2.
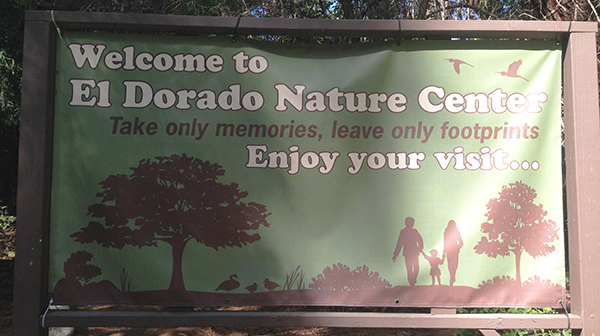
309,263,392,291
478,275,561,293
71,154,271,294
478,275,518,291
522,275,562,292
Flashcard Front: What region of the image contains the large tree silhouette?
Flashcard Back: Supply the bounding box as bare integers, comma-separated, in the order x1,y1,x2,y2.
71,153,270,293
474,180,559,284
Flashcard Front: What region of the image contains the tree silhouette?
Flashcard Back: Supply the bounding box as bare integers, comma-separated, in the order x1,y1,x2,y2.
474,180,559,284
71,153,270,293
64,250,101,286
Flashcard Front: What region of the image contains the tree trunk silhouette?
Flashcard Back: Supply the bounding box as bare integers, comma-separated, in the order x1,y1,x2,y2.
514,247,523,285
168,238,188,293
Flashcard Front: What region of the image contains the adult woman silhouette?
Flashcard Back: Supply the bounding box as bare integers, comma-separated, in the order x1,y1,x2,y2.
443,220,463,286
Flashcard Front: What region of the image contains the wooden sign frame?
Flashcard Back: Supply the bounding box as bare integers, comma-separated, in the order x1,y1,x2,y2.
14,11,599,335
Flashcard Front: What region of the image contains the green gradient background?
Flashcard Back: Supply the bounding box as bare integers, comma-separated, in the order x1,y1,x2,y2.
49,33,563,305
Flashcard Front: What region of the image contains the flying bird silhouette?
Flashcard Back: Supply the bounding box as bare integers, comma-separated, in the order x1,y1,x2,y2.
245,282,258,293
445,58,474,74
263,278,280,292
215,274,240,293
497,60,529,81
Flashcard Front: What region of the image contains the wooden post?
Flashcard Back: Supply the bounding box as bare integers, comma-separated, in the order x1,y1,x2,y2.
13,18,56,336
563,30,600,335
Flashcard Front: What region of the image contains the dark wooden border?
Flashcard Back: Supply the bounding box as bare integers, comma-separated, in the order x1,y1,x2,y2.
563,29,600,335
14,17,56,336
25,10,594,38
15,11,599,335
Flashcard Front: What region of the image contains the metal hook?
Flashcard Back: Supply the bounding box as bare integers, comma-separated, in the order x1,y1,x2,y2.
396,19,402,46
559,300,570,336
232,16,242,43
41,298,54,328
50,10,64,40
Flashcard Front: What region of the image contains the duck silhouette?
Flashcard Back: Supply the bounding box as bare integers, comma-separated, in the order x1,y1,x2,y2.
215,274,240,293
245,282,258,293
497,60,529,81
445,58,474,74
263,278,280,292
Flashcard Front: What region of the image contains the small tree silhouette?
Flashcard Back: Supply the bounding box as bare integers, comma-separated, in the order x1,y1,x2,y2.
64,250,101,286
71,154,270,294
474,180,559,284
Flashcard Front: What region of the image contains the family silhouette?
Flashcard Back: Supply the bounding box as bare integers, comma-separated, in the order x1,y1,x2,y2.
393,218,463,286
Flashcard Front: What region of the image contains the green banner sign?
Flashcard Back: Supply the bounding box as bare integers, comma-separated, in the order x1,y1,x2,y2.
49,32,564,307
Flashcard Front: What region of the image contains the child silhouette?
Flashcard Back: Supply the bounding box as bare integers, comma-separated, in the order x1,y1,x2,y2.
422,249,444,286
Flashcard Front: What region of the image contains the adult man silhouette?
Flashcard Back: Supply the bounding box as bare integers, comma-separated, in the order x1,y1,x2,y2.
392,217,424,286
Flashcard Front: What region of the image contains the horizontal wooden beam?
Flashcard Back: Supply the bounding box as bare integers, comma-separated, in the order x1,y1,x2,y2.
43,311,581,330
25,11,596,39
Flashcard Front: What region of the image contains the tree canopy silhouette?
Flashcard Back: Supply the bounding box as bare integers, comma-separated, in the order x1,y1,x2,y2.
474,180,558,284
71,153,271,293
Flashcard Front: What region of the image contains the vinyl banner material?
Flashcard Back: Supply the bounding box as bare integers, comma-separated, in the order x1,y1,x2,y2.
49,33,565,307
